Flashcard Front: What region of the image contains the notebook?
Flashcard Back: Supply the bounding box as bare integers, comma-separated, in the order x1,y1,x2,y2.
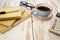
0,6,21,20
0,6,25,27
0,25,8,33
0,20,16,26
0,6,31,34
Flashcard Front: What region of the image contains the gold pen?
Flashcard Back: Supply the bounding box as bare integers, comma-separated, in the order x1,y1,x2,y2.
0,10,19,14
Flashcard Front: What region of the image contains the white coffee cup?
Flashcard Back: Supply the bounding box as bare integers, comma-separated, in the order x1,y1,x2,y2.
32,3,53,20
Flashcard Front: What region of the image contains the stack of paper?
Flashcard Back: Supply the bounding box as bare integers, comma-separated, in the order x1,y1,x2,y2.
0,6,31,34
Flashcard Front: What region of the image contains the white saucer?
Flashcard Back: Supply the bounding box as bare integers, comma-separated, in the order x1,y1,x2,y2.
33,12,53,21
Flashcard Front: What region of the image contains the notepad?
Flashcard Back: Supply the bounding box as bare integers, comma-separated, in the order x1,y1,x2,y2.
0,20,16,26
0,7,21,20
0,6,25,27
0,6,31,34
0,25,8,33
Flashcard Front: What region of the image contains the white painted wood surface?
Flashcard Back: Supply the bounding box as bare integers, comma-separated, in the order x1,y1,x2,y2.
0,0,60,40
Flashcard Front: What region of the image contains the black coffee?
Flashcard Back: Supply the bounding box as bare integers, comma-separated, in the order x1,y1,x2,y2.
37,6,51,11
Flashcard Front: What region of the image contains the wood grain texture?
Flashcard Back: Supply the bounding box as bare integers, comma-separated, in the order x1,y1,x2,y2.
0,0,60,40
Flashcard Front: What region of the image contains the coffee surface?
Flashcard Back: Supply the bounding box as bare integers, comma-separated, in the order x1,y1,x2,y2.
37,6,51,11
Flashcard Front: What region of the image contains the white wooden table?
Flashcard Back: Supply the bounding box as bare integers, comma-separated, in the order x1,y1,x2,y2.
0,0,60,40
